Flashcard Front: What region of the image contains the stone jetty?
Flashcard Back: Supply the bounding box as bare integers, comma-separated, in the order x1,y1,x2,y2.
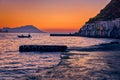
19,45,67,52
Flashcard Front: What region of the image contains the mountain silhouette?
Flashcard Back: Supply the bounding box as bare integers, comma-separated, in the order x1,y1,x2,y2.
0,25,44,33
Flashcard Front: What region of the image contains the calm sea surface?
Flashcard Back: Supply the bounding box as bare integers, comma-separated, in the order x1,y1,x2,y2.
0,33,119,80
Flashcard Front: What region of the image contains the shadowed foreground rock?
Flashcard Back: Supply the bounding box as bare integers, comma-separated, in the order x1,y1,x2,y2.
19,45,67,52
68,41,120,52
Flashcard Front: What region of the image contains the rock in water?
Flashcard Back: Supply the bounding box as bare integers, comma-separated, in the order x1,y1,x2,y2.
19,45,67,52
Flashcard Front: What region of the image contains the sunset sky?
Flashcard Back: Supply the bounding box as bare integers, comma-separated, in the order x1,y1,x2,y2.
0,0,110,33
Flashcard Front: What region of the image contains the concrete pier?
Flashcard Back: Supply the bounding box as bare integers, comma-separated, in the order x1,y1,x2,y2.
50,34,76,36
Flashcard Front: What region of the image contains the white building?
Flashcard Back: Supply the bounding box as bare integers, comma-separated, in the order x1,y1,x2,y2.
80,18,120,38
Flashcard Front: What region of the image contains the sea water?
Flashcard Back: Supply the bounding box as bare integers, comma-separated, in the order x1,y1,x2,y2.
0,33,118,80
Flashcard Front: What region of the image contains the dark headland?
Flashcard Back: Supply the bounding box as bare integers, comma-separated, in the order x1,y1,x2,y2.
51,0,120,39
78,0,120,38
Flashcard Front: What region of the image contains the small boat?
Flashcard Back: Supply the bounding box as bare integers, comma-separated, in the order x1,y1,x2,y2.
18,34,31,38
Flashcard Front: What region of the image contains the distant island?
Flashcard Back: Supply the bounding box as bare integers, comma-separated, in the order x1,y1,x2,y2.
0,25,44,33
77,0,120,38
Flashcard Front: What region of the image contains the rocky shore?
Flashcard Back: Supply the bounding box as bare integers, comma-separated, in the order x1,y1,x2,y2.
19,42,120,80
78,18,120,38
68,41,120,52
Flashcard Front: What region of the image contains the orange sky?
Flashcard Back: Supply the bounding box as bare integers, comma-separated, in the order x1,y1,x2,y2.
0,0,110,33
